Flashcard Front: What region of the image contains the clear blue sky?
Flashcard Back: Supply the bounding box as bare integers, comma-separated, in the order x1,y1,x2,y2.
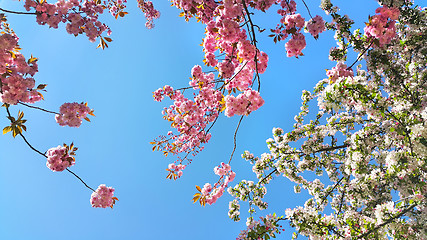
0,0,391,239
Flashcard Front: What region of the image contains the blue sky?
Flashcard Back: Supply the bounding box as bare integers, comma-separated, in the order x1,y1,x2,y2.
0,0,390,239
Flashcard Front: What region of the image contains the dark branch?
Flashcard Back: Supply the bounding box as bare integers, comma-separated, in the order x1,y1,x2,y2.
301,0,314,19
228,116,244,164
18,102,60,115
347,40,374,70
0,8,36,15
357,203,418,239
66,168,96,192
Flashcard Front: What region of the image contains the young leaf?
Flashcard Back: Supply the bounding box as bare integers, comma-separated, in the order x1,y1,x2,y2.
3,126,12,134
36,84,47,90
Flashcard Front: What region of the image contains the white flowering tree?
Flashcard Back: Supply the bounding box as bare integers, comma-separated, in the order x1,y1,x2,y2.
226,1,427,239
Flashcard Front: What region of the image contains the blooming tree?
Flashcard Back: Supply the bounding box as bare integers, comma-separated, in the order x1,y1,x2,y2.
1,0,426,239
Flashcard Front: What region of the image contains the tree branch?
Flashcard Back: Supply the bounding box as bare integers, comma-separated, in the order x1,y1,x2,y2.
18,102,60,115
0,8,36,15
228,115,244,164
66,168,96,192
357,203,418,239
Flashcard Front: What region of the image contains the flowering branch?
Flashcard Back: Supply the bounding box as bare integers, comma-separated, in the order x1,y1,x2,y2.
357,203,418,239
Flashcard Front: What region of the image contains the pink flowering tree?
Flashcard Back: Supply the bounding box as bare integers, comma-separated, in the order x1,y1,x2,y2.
0,0,159,208
1,0,426,239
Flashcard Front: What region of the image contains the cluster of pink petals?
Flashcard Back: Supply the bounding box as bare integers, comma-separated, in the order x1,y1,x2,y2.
107,0,127,18
272,1,326,57
224,89,265,117
201,163,236,205
137,0,160,29
153,85,174,102
46,145,75,172
203,6,269,80
364,6,400,47
284,13,305,30
277,0,296,16
285,33,306,58
305,15,326,38
171,0,217,24
189,65,215,89
1,75,42,105
326,62,354,83
90,184,115,208
154,0,275,171
0,33,42,105
167,163,186,178
55,102,91,127
24,0,111,42
153,82,221,169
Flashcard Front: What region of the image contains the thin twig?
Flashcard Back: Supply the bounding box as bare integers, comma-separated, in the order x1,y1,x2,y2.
357,203,418,239
66,168,96,192
18,102,60,115
228,116,244,164
320,176,345,205
5,104,96,192
347,40,374,70
0,8,36,15
241,0,261,91
258,169,278,185
206,114,219,133
301,0,313,19
19,133,47,157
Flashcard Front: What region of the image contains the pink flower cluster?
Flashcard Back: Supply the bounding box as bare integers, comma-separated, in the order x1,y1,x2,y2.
171,0,217,24
284,13,305,30
106,0,127,18
285,32,306,58
277,0,296,16
46,145,75,172
55,102,92,127
154,0,274,171
305,15,326,38
201,162,236,205
271,1,326,57
326,62,354,83
167,163,186,178
203,4,269,82
137,0,160,29
224,90,264,117
0,33,42,105
153,80,222,169
364,6,400,47
24,0,112,42
90,184,116,208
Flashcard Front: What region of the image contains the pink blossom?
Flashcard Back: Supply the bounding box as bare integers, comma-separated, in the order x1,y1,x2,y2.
285,33,306,58
137,0,160,29
224,90,264,117
364,6,400,47
55,102,92,127
90,184,117,208
46,145,75,172
305,15,326,38
326,62,354,83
